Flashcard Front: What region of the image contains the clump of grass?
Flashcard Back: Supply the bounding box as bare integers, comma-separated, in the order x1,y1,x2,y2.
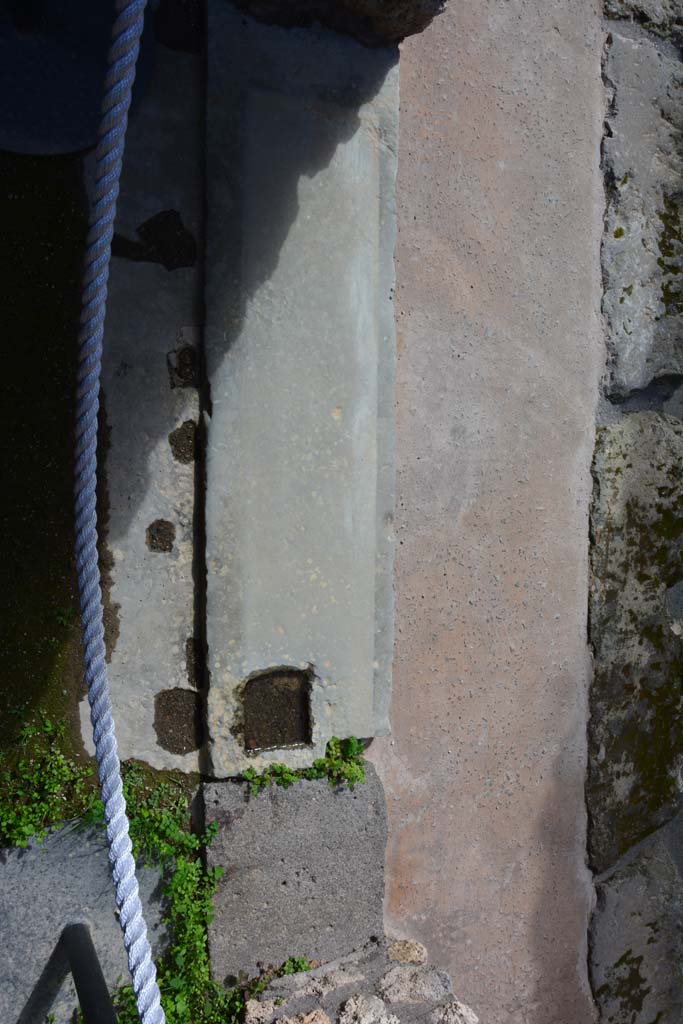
241,736,366,796
0,715,98,847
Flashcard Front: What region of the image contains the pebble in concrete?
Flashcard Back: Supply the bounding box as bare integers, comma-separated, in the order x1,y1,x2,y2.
204,765,387,979
0,826,164,1024
386,941,427,966
204,3,398,776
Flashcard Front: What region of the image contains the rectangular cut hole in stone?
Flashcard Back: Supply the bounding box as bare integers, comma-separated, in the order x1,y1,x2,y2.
242,668,312,752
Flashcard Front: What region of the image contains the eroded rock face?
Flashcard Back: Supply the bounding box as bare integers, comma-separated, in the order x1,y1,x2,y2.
601,24,683,397
587,413,683,872
590,814,683,1024
605,0,683,45
590,9,683,1020
222,0,447,44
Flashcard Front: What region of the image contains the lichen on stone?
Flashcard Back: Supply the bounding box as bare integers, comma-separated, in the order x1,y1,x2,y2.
587,413,683,872
657,193,683,316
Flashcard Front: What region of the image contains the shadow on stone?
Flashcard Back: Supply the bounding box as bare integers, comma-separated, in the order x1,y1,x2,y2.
15,939,70,1024
103,5,397,545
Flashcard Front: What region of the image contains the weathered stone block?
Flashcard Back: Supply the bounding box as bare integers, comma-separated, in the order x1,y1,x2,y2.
205,4,397,776
587,412,683,871
590,813,683,1024
601,24,683,396
0,826,164,1024
204,765,386,979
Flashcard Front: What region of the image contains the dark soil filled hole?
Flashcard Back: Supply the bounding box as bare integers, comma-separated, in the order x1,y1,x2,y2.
146,518,176,552
242,667,312,751
154,687,203,754
169,419,197,463
167,344,197,389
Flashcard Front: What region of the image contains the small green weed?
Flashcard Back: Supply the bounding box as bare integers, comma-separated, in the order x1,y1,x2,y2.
54,606,75,627
241,736,366,796
278,956,312,977
0,715,98,847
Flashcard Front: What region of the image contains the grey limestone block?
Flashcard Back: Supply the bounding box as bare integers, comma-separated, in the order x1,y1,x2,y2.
204,3,398,776
204,764,387,980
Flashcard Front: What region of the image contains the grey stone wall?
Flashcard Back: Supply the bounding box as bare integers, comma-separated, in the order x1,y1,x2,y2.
588,5,683,1021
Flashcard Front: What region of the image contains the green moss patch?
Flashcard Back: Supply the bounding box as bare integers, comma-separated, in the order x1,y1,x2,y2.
587,414,683,872
657,194,682,316
0,714,99,847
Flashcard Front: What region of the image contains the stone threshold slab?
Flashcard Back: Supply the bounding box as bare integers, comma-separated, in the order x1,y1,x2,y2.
205,3,398,776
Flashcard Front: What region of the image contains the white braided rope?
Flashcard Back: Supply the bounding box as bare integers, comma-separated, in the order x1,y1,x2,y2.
75,2,165,1021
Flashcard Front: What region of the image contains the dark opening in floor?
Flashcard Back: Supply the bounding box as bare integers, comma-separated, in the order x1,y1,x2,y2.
242,667,312,752
154,687,203,754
